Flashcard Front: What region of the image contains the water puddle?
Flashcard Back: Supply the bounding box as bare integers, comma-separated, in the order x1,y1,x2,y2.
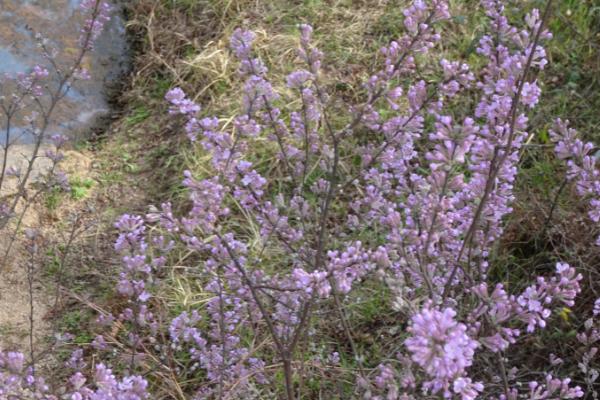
0,0,130,143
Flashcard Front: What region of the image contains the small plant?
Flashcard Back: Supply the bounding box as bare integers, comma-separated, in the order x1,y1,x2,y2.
70,177,95,201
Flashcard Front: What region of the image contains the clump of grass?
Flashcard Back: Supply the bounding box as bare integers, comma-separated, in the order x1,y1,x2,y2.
70,177,95,201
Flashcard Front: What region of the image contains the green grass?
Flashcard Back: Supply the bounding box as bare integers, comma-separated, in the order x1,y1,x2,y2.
125,105,151,127
70,177,95,200
59,310,94,344
43,177,95,210
44,187,62,211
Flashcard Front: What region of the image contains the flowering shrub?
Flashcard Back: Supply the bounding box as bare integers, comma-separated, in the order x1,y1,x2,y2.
2,0,600,399
107,0,589,397
93,0,591,398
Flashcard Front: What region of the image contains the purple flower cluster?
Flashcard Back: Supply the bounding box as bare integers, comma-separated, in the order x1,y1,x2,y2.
0,350,149,399
512,375,584,400
405,306,482,399
79,0,112,50
551,119,600,244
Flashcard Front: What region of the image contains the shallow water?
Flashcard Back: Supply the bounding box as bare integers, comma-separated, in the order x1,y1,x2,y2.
0,0,129,143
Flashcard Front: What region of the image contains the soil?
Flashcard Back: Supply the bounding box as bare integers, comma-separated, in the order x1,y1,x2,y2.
0,146,93,350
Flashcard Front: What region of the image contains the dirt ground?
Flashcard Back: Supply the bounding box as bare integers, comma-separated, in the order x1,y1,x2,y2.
0,145,92,351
